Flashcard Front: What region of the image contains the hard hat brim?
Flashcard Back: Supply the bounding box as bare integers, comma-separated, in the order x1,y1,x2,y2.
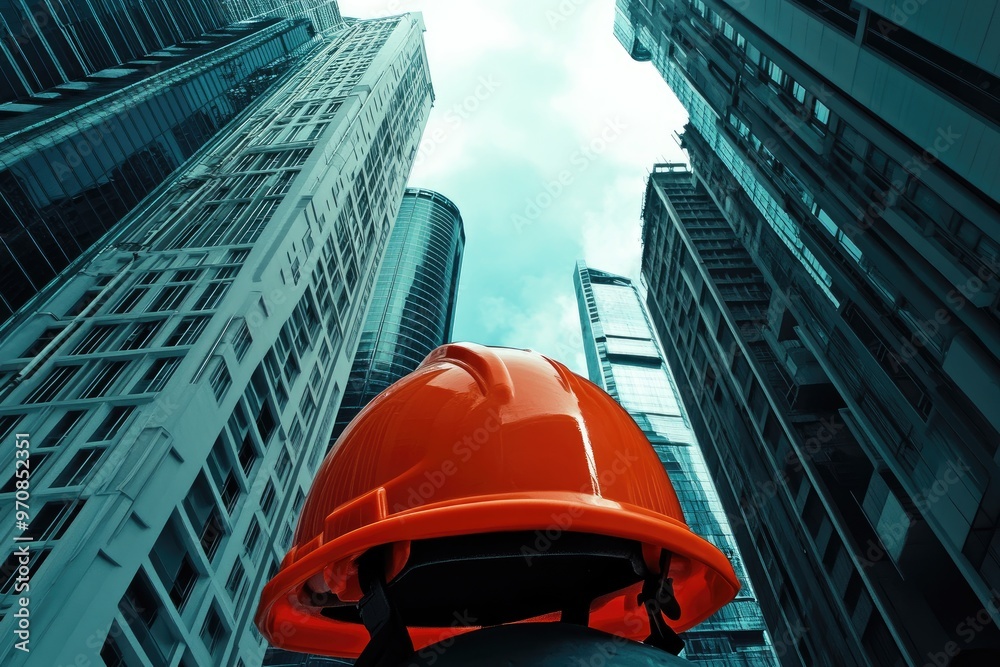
255,490,740,657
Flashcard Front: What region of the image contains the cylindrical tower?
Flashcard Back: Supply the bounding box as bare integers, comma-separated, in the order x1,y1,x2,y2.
331,187,465,443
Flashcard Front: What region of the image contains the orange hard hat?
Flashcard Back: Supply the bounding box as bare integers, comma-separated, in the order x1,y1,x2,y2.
255,343,739,659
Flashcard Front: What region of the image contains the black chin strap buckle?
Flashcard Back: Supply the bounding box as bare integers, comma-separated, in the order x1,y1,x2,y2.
638,550,685,656
355,548,415,667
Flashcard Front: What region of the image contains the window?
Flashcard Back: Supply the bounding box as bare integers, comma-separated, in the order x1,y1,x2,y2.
276,448,291,484
111,288,146,315
237,433,257,477
802,489,826,538
23,500,84,541
133,358,181,394
210,361,231,402
73,325,117,355
119,571,171,664
345,263,358,291
812,99,831,125
862,614,905,666
609,364,681,415
768,61,786,86
201,605,228,657
261,481,277,522
226,560,246,602
90,406,134,442
100,623,126,667
0,452,46,492
24,365,81,404
149,284,191,312
838,123,869,157
255,402,277,444
165,316,209,346
150,519,199,611
823,534,842,572
21,327,63,358
792,81,807,103
169,554,198,611
215,265,239,280
229,248,250,264
221,472,241,513
183,473,224,562
194,282,231,311
51,448,106,487
0,415,23,441
79,361,129,399
244,520,261,556
199,509,225,561
207,434,233,487
232,322,253,361
844,570,863,610
288,420,303,455
120,321,161,351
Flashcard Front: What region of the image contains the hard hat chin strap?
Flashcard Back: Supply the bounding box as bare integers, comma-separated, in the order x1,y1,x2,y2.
638,550,685,655
356,547,415,667
351,544,685,663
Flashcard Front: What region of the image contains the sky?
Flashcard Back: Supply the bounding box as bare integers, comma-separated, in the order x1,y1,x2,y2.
339,0,688,374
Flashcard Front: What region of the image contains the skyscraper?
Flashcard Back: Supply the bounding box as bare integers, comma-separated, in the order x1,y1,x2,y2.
331,187,464,442
0,16,319,324
616,2,1000,664
574,262,778,665
613,0,999,430
0,0,230,103
0,0,343,104
262,188,462,667
641,158,1000,666
226,1,344,34
0,10,433,666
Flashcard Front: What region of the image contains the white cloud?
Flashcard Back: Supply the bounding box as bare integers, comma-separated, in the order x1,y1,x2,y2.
580,172,648,281
472,289,587,375
337,0,689,373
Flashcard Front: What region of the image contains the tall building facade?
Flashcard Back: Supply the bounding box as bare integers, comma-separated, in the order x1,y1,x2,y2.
0,10,433,667
0,0,343,104
331,187,464,442
0,0,229,103
641,159,1000,667
0,17,319,324
574,262,778,666
617,2,1000,665
263,188,463,667
225,1,343,34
